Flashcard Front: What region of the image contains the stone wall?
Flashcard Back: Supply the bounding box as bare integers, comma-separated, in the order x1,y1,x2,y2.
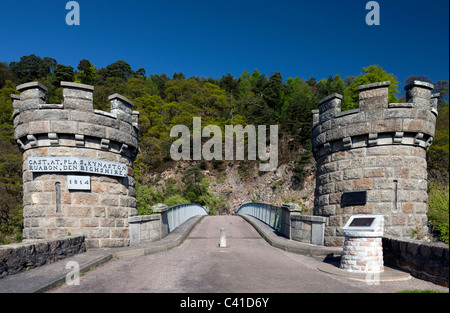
129,204,208,245
382,237,449,287
341,237,384,272
312,81,438,246
291,215,327,246
12,81,139,249
129,215,162,245
0,236,86,278
237,203,326,246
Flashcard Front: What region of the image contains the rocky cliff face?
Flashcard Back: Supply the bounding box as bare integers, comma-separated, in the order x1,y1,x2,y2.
154,160,316,214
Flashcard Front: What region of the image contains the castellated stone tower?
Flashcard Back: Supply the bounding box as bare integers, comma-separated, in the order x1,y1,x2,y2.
12,81,140,249
312,81,439,246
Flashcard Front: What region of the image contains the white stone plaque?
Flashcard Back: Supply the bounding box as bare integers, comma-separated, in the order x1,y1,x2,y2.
68,176,91,190
27,157,127,177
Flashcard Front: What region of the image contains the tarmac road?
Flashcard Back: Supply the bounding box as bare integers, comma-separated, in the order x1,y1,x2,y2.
50,216,448,293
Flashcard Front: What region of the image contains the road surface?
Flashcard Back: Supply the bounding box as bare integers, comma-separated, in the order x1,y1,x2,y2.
50,216,448,293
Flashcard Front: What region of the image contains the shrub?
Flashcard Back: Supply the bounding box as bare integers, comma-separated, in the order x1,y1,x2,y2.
164,195,190,207
427,182,449,244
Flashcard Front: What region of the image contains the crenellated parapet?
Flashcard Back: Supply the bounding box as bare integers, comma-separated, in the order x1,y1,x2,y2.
13,81,139,159
312,81,437,160
12,81,140,249
311,81,439,247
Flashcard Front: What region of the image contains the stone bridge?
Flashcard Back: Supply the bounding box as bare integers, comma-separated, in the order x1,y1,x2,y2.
128,202,326,247
2,80,448,292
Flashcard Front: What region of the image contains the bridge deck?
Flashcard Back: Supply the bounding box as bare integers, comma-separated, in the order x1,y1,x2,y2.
49,216,447,293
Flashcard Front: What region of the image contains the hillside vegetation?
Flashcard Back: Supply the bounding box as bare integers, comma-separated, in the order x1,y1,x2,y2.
0,56,448,244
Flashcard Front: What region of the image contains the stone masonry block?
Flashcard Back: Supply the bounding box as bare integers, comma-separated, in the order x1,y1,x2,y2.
28,121,51,135
346,122,371,136
383,108,416,119
50,120,78,134
61,82,94,112
371,119,403,133
354,179,373,190
326,127,346,142
364,167,385,178
34,109,69,121
333,111,366,128
358,82,390,111
403,119,423,132
318,93,343,114
342,137,352,149
17,82,48,101
15,80,139,249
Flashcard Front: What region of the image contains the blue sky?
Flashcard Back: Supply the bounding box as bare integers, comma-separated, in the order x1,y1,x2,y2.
0,0,449,89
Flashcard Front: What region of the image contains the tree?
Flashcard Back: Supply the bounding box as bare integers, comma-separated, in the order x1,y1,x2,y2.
251,70,267,96
306,76,316,87
42,57,57,76
282,82,316,145
344,76,356,87
237,70,252,99
344,65,399,111
219,73,238,95
9,55,54,84
0,62,15,88
125,76,153,99
427,183,449,243
281,77,303,122
53,64,74,82
104,60,134,80
0,82,23,244
434,80,449,108
426,79,449,243
427,80,449,184
246,95,276,126
149,74,170,98
262,72,284,114
76,59,96,85
182,167,208,203
135,68,146,78
405,75,433,85
250,69,261,85
173,72,186,80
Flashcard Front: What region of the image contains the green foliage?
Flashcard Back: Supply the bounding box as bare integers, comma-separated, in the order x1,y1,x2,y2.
1,55,448,244
0,81,23,244
293,146,314,183
135,182,158,215
427,182,449,244
9,55,57,84
0,206,23,245
426,81,449,245
75,59,96,85
427,81,449,184
280,81,316,146
262,72,284,114
182,167,209,204
0,62,15,88
344,65,399,111
164,195,190,207
204,194,227,216
104,60,134,80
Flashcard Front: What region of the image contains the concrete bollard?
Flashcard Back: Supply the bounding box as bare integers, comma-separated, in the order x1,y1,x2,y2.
219,228,227,248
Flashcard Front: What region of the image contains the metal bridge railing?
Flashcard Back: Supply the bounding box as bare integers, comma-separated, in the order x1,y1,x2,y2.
235,203,283,233
165,203,209,233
